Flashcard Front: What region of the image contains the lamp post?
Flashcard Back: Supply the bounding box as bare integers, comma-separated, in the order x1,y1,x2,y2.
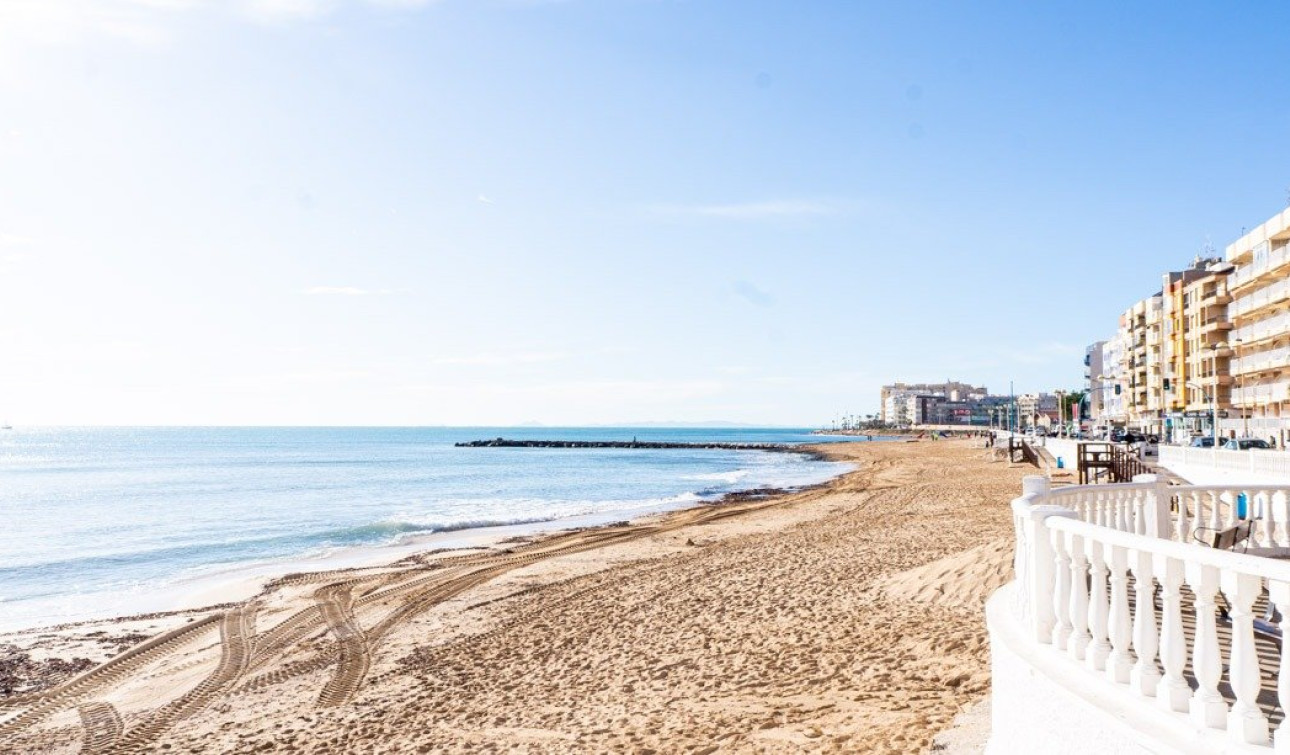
1207,341,1229,446
1234,338,1248,438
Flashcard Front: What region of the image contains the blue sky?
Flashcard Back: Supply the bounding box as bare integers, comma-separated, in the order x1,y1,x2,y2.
2,1,1288,425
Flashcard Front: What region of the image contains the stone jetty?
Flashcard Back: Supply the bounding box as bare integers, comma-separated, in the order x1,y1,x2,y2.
454,438,799,452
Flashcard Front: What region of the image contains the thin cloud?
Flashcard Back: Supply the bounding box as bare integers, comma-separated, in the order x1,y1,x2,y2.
477,194,495,205
0,0,442,46
732,280,774,308
652,199,841,221
303,286,391,296
431,351,567,366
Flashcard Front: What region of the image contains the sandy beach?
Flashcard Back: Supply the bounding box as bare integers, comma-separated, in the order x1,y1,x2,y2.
1,439,1029,754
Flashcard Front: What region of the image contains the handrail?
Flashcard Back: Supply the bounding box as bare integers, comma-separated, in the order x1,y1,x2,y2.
1047,515,1290,582
1008,475,1290,748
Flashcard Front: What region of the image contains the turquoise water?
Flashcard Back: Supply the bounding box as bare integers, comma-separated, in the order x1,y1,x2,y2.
0,427,863,630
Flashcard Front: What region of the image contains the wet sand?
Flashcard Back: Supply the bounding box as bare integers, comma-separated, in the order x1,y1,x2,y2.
1,439,1029,754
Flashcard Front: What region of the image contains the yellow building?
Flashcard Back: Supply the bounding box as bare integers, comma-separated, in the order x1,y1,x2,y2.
1119,259,1232,440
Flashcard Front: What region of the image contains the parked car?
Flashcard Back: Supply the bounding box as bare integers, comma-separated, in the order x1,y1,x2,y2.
1221,438,1273,450
1189,436,1215,448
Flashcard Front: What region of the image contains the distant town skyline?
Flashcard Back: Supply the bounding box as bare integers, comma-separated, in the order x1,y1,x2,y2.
3,2,1290,425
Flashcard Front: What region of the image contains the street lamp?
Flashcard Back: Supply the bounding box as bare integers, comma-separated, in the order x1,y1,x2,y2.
1206,340,1228,446
1233,338,1248,438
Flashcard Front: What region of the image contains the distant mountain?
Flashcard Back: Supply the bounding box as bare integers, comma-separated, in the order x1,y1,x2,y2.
593,421,800,428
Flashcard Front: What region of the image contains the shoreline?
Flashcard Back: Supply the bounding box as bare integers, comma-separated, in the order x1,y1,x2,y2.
0,450,853,638
2,438,1027,753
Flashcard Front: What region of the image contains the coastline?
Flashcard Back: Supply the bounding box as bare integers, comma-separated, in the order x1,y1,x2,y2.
0,432,853,635
1,466,848,638
2,438,1027,753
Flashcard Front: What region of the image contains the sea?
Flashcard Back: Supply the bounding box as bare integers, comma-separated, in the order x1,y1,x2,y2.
0,426,868,632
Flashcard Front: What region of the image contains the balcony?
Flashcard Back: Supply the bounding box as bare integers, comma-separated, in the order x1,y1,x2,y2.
1200,286,1232,305
1233,309,1290,345
1233,379,1290,406
1231,276,1290,319
1233,344,1290,376
1230,241,1290,290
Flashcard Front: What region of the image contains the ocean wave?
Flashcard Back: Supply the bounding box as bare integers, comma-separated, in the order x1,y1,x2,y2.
682,470,751,484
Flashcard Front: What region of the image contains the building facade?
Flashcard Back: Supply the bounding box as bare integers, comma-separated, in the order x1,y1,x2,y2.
1226,207,1290,446
1084,341,1106,421
878,381,988,425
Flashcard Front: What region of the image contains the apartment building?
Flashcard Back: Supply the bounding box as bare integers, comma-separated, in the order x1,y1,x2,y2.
1098,259,1236,440
878,381,987,424
1226,207,1290,444
1098,335,1127,427
1085,341,1106,420
1119,294,1160,433
1176,262,1235,438
1016,393,1059,429
1158,260,1234,440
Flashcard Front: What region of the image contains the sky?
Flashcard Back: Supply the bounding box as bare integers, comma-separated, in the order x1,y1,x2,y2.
2,1,1290,426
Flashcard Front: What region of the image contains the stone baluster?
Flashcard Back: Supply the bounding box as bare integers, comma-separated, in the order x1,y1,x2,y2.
1208,491,1222,532
1050,528,1072,650
1128,549,1161,696
1153,555,1190,712
1186,562,1228,729
1222,571,1270,744
1105,544,1134,683
1269,580,1290,752
1117,492,1131,532
1067,531,1090,661
1011,509,1029,620
1085,539,1111,671
1134,489,1147,535
1274,491,1289,548
1012,476,1076,642
1255,492,1271,547
1174,490,1190,543
1225,491,1238,529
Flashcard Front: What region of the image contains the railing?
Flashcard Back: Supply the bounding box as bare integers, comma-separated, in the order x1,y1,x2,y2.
1233,344,1290,376
1231,277,1290,319
1233,310,1290,346
1161,444,1290,479
1041,476,1290,550
1232,381,1290,407
1010,475,1290,749
1230,243,1290,290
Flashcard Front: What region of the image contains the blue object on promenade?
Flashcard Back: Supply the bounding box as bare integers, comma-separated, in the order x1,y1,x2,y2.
1056,457,1064,469
1238,492,1248,519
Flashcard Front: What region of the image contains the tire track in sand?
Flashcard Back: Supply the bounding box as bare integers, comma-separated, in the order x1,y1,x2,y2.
315,586,370,708
107,605,257,753
0,615,221,740
77,702,123,754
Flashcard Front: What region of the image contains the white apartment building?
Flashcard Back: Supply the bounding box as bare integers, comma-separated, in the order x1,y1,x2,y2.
1099,332,1127,427
1226,207,1290,444
1084,340,1105,420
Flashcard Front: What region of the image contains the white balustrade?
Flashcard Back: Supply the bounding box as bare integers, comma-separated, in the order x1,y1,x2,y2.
1233,344,1290,375
1011,474,1290,749
1232,275,1290,318
1231,244,1290,290
1233,381,1290,406
1233,310,1290,347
